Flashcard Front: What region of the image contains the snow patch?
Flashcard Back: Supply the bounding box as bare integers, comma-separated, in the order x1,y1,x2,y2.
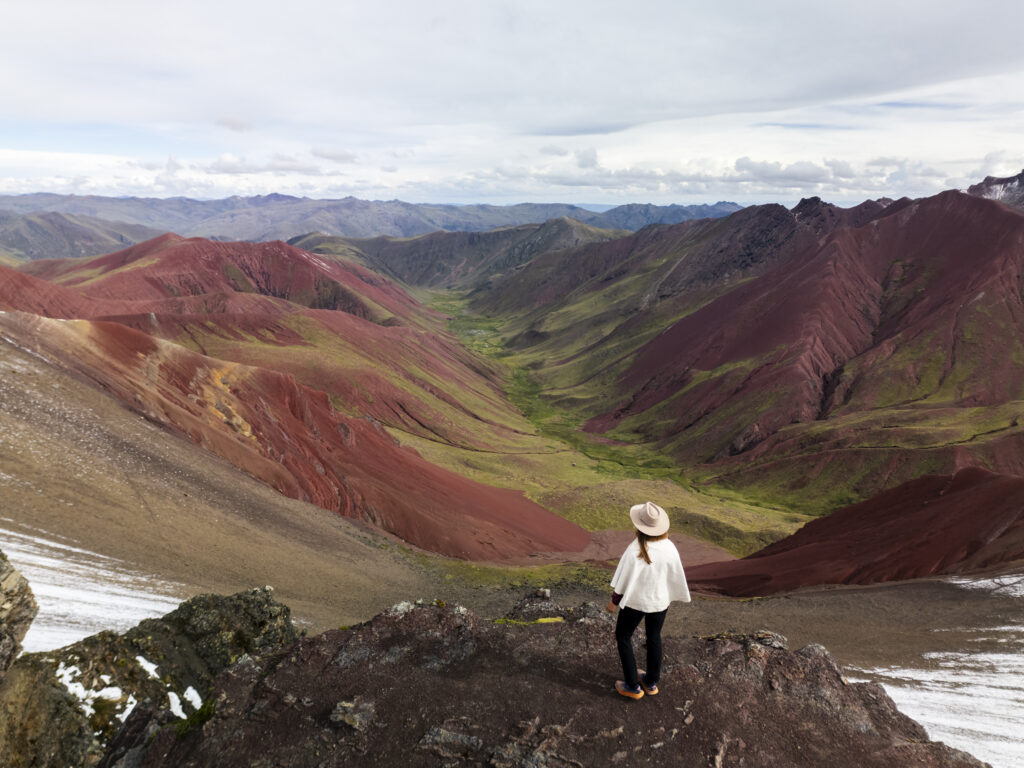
0,520,185,652
949,575,1024,599
136,655,160,680
184,685,202,709
167,691,187,719
120,694,138,722
849,576,1024,768
55,661,125,718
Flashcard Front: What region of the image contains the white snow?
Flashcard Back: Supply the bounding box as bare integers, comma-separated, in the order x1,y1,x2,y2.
184,685,203,709
120,694,138,722
167,691,187,719
136,655,160,680
849,576,1024,768
55,661,124,718
0,519,185,652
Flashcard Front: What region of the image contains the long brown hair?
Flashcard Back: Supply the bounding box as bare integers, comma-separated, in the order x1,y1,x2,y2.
636,529,669,564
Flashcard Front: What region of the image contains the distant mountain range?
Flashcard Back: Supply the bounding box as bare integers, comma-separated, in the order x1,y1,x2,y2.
290,216,629,290
0,210,162,262
0,193,741,250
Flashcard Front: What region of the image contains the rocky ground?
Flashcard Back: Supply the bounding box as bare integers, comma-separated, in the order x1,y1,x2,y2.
0,586,295,768
99,594,985,768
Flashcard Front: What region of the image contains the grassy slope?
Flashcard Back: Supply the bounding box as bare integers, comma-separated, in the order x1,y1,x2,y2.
294,218,630,293
460,196,1024,523
404,294,807,555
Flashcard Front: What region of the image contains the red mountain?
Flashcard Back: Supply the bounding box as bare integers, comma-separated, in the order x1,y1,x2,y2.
0,310,587,559
14,235,533,451
689,467,1024,596
573,191,1024,510
19,233,418,322
4,235,592,559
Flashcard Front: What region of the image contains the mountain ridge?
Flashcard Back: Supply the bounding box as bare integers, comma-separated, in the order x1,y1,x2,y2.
292,216,630,290
472,188,1024,515
0,192,741,242
0,209,163,262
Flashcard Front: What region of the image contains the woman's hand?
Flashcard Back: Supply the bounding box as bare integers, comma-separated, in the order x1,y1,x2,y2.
605,600,617,613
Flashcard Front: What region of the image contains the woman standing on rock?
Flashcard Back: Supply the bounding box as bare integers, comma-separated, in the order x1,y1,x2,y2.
606,501,690,700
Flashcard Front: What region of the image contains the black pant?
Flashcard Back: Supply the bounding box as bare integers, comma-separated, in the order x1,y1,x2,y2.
615,605,668,689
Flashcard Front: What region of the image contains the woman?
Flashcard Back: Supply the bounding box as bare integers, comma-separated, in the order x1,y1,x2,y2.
606,501,690,700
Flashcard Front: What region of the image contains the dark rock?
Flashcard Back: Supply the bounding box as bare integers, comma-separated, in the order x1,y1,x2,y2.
503,593,612,624
103,598,988,768
0,587,295,768
0,547,37,678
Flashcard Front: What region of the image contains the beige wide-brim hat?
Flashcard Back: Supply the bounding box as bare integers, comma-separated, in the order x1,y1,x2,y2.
630,501,669,536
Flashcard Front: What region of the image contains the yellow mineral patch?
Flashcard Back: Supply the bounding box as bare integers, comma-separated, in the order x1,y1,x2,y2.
202,364,255,440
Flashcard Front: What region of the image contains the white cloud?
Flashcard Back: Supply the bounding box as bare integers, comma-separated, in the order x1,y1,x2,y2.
825,159,857,179
575,148,599,169
539,145,570,157
216,117,250,133
312,148,358,164
734,158,833,185
0,3,1022,204
205,154,324,176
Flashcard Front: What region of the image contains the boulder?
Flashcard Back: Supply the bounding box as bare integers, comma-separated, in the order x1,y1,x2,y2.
0,586,295,768
0,547,37,678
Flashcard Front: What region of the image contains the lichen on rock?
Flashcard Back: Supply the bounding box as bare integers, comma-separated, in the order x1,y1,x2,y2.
0,586,296,768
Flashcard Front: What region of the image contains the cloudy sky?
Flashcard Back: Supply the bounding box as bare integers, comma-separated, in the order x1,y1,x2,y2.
2,1,1022,205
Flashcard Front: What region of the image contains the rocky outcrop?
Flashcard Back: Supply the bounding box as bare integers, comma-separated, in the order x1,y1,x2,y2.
0,548,37,678
967,169,1024,209
0,587,295,768
102,596,986,768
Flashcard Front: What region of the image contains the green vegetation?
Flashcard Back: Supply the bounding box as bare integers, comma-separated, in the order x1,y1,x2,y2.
418,555,614,592
494,616,565,626
174,699,216,738
220,262,256,293
419,275,1024,550
410,291,806,554
64,256,161,287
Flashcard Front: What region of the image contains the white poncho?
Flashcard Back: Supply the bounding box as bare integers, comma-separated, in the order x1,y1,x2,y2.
610,538,691,613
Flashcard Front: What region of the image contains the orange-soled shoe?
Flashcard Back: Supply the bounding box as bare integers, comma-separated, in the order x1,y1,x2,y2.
639,672,658,696
615,680,644,700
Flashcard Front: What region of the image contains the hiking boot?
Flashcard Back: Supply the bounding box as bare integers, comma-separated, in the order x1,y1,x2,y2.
615,680,644,700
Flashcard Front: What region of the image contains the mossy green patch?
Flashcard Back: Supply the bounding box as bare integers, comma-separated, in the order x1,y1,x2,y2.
220,262,256,293
174,699,215,738
62,256,162,287
418,556,613,593
493,616,565,626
